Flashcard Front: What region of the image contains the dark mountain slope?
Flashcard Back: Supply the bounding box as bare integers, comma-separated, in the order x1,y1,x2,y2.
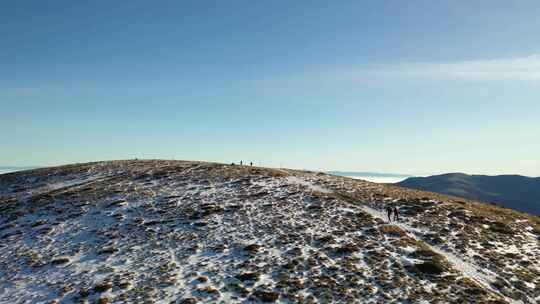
396,173,540,215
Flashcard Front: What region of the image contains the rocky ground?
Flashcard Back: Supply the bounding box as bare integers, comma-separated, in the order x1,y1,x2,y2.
0,160,538,304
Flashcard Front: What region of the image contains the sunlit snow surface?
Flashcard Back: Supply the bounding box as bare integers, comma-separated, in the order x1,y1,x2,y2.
0,169,18,175
0,161,538,304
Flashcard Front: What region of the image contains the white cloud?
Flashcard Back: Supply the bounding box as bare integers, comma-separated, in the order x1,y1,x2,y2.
369,54,540,82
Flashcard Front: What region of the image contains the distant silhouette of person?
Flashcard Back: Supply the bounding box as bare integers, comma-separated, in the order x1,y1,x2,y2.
250,162,253,166
393,206,399,221
240,161,243,165
386,205,393,222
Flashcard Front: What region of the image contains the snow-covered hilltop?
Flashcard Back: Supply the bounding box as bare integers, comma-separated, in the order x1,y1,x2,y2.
0,160,538,304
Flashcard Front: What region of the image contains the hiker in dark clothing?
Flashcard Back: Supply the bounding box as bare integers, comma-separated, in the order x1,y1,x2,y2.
386,206,393,222
250,162,253,166
393,206,399,221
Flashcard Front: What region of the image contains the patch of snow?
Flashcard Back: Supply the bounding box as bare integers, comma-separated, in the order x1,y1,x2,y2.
285,176,331,193
399,256,424,267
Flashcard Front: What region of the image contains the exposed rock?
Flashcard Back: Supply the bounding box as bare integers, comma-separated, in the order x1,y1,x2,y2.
489,222,514,235
196,286,220,297
50,256,70,265
79,288,90,298
253,290,280,302
235,272,260,282
243,243,262,254
117,281,131,289
98,246,118,255
94,281,113,293
334,243,359,255
412,261,446,275
97,296,110,304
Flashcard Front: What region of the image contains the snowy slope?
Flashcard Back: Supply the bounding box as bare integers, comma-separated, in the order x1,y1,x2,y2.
0,160,538,304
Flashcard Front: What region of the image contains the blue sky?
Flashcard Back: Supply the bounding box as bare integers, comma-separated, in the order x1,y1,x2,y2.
1,1,539,176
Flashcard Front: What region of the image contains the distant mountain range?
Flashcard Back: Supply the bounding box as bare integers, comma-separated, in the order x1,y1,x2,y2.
396,173,540,216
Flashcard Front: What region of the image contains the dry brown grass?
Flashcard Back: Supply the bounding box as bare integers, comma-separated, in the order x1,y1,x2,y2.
379,225,407,237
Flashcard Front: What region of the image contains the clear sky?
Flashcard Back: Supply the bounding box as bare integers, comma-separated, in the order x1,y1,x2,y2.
1,1,539,176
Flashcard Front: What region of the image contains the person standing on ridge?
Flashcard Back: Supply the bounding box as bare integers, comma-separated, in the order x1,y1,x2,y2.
386,205,393,222
393,206,399,222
